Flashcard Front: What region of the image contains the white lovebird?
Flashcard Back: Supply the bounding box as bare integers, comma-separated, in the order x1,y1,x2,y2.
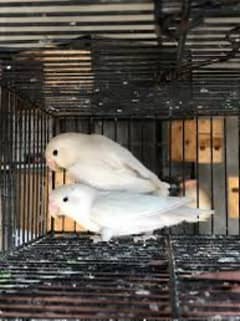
45,132,170,196
49,184,213,242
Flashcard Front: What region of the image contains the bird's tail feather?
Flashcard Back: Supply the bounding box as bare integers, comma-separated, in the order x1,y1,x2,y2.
116,207,213,236
125,177,164,194
164,207,214,225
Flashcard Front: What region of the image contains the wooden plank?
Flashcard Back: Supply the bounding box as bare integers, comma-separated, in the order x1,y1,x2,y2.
16,170,44,234
170,118,223,163
228,176,239,219
48,169,85,232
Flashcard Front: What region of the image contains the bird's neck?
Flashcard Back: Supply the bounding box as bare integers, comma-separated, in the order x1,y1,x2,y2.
70,193,99,232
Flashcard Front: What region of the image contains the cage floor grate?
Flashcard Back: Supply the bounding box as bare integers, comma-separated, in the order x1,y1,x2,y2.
172,236,240,320
0,233,172,320
0,234,240,320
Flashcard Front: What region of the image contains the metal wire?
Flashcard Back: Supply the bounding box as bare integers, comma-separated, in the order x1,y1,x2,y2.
0,86,51,251
0,1,239,115
0,233,172,319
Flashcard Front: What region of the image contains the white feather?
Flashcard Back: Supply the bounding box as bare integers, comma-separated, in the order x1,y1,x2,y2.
45,133,170,196
49,184,213,241
68,161,158,194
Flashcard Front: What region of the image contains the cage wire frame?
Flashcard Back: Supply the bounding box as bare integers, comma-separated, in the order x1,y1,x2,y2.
50,114,239,235
0,86,52,251
0,86,240,250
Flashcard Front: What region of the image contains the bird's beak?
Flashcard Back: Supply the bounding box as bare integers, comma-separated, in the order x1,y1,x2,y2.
48,199,60,218
46,158,58,171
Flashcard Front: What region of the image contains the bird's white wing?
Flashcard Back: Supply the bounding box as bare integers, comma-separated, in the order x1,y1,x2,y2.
91,134,157,178
91,191,213,240
68,161,157,193
91,192,192,229
89,134,170,195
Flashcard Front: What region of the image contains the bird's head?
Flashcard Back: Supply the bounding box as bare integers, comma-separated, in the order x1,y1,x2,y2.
45,133,83,171
48,183,96,219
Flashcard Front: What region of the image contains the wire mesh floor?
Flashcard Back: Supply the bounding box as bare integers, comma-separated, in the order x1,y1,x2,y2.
0,234,240,320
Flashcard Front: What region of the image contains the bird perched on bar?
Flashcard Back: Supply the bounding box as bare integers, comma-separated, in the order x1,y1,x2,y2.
49,183,213,242
45,132,170,196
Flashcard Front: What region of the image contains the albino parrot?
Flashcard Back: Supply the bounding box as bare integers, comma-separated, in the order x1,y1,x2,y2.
49,183,213,242
45,132,170,196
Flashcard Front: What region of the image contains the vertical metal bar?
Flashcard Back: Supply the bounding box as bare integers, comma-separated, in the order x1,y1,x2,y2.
154,117,158,177
7,90,13,249
35,109,40,238
181,120,186,196
114,117,118,142
3,89,8,251
50,117,57,233
46,114,50,235
167,119,173,236
31,107,36,241
62,117,66,230
13,93,18,248
23,105,26,244
18,100,23,246
38,111,42,236
48,114,52,234
40,111,44,236
3,89,9,250
2,88,8,251
0,87,3,251
101,119,104,135
15,96,20,248
239,115,240,235
22,103,27,245
5,91,10,249
42,112,47,236
88,117,93,134
44,114,50,236
140,120,144,162
11,92,17,249
50,118,57,234
155,117,163,179
4,89,8,251
50,217,55,235
182,119,187,234
74,117,78,132
62,131,66,234
210,117,214,234
168,120,172,179
224,117,229,235
23,103,28,243
195,116,200,234
6,90,10,250
73,105,77,232
26,107,32,243
127,118,132,151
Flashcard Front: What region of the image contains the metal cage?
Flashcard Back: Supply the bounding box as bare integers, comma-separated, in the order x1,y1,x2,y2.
0,0,240,319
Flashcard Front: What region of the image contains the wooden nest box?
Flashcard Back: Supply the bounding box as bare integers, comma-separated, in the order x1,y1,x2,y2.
170,118,223,163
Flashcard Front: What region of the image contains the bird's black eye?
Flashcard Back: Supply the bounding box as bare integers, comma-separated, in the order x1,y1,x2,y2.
53,150,58,156
63,197,68,202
